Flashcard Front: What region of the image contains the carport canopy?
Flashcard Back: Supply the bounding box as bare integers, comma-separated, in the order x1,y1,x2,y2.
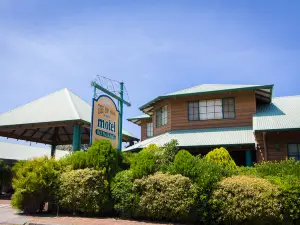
0,88,139,156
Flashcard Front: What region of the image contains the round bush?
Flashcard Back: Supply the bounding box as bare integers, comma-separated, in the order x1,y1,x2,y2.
205,147,237,170
11,157,61,213
59,168,109,214
111,170,136,218
133,172,197,222
212,175,282,224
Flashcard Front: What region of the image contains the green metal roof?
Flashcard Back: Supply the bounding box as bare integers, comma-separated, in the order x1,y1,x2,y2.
122,129,139,141
124,126,254,151
139,84,273,111
253,95,300,131
127,114,151,125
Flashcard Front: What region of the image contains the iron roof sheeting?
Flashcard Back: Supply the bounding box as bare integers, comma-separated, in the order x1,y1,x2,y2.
124,126,254,151
0,88,138,140
0,141,69,160
0,88,91,127
139,84,273,110
253,95,300,131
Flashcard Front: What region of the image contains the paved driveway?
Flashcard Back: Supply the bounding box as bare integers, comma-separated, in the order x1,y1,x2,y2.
0,199,176,225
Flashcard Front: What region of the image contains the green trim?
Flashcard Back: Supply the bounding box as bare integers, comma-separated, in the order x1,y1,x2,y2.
139,84,274,111
246,150,252,167
255,128,300,132
72,124,81,151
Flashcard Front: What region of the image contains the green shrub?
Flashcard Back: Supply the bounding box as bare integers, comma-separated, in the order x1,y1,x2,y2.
111,170,136,218
254,158,300,178
130,148,158,179
86,140,120,181
59,168,109,214
205,147,237,170
174,150,232,223
253,159,300,222
11,157,61,213
133,172,197,222
0,160,11,193
212,175,282,224
59,151,87,170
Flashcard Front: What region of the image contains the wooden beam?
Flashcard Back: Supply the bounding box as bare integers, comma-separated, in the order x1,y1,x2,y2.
62,126,71,141
30,128,40,138
40,127,53,140
51,127,59,145
0,121,79,131
0,131,52,145
18,129,28,138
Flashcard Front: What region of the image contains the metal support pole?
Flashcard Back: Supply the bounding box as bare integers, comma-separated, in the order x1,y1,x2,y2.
118,82,124,150
72,124,81,151
246,150,252,167
51,145,56,158
89,86,97,146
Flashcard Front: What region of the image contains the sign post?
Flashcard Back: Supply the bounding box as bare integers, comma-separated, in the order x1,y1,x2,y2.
90,77,130,150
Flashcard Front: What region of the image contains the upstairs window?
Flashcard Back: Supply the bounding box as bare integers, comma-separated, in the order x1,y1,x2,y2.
188,98,235,121
146,122,153,137
156,106,168,128
287,144,300,160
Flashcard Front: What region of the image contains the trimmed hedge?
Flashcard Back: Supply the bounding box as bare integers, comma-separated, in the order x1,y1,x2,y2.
59,168,109,214
212,175,282,224
133,172,198,222
205,147,237,170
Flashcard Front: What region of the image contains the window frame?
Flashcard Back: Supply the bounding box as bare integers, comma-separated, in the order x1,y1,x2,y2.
187,97,236,121
287,143,300,160
146,122,153,138
156,105,168,128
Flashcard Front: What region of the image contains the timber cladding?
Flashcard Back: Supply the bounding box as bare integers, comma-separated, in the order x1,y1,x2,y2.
140,118,152,141
255,130,300,162
152,101,172,136
170,90,256,130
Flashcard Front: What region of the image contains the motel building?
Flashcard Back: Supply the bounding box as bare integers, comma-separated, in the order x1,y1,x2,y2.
126,84,300,166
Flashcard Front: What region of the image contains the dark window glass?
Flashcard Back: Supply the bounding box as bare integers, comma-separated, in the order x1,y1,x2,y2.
223,98,235,119
188,102,199,121
287,144,300,160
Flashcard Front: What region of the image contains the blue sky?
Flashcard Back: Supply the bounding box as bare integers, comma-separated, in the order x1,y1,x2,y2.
0,0,300,144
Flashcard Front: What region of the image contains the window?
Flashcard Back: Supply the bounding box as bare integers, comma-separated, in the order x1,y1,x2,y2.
223,98,235,119
146,122,153,137
156,106,168,128
188,98,235,121
287,144,300,160
188,102,199,121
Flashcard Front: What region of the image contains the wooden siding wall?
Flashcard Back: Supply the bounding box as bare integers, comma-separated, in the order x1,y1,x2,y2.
152,101,172,136
140,119,152,141
255,131,300,162
170,90,256,130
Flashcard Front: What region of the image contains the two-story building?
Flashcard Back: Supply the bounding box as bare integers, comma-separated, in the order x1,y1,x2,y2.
126,84,300,166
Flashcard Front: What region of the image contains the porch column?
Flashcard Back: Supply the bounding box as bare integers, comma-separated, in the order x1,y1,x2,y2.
72,124,82,151
246,150,252,167
51,145,56,158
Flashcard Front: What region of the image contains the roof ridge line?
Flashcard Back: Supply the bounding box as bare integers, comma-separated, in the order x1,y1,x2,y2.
65,89,81,120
